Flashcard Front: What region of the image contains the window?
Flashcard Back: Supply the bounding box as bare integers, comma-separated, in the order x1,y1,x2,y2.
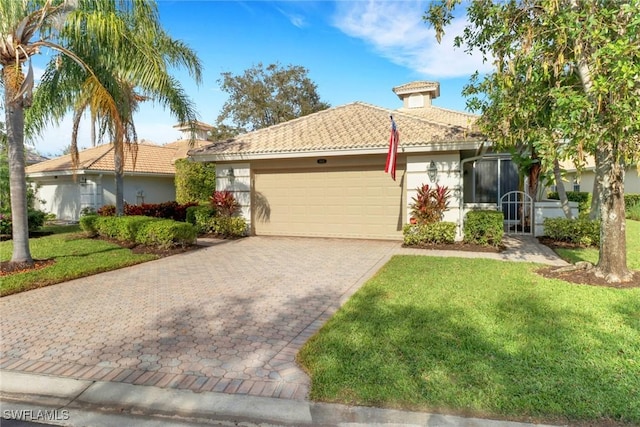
463,157,519,204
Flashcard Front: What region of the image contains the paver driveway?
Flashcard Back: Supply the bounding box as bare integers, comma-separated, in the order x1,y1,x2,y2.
1,237,398,400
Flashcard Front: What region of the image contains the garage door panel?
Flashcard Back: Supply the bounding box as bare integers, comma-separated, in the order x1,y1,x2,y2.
254,166,404,240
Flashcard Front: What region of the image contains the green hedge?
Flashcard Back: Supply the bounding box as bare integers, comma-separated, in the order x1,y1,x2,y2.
185,205,216,234
210,216,247,238
81,215,196,248
403,222,456,246
547,191,592,214
543,217,600,246
463,210,504,247
136,219,197,249
626,194,640,210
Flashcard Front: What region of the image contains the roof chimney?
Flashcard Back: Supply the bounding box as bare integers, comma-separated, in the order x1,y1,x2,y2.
173,121,214,141
392,81,440,109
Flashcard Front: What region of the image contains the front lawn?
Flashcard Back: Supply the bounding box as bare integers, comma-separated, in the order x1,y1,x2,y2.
555,219,640,269
298,256,640,426
0,225,157,296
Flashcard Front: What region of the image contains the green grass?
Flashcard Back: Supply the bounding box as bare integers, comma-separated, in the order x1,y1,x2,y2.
556,219,640,268
1,225,157,296
298,257,640,426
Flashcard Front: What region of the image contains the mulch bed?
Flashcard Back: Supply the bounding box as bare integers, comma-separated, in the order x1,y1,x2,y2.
535,237,640,289
403,241,505,253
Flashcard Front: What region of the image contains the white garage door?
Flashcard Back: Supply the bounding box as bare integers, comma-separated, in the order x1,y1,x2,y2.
253,166,404,240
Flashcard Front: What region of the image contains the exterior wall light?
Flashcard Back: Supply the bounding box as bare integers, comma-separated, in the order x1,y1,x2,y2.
228,167,235,184
427,160,438,182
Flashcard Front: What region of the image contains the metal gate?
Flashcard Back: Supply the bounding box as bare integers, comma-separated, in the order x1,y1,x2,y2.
499,191,533,235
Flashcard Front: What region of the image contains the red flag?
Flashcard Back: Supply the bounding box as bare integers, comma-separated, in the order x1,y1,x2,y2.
385,116,399,180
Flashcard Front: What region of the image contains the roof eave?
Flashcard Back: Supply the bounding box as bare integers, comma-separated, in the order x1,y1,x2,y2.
189,140,488,163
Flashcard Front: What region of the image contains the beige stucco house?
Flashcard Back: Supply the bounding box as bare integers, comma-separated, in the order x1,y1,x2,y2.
560,158,640,195
189,81,526,240
26,124,211,221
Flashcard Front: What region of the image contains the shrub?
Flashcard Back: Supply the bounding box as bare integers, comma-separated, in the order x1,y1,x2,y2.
627,202,640,221
80,206,96,216
175,158,216,204
410,184,450,224
626,194,640,215
96,202,198,221
403,222,456,246
186,205,216,234
27,210,46,231
464,210,504,246
136,219,197,249
94,215,157,241
543,217,600,246
0,209,47,235
79,214,99,236
547,191,591,215
0,213,11,235
210,191,240,217
211,216,247,238
97,205,116,216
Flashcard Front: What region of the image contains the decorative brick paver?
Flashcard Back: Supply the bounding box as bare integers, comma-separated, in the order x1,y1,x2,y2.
0,236,397,400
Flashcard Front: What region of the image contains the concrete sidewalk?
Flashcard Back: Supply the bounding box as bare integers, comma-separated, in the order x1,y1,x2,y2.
0,370,562,427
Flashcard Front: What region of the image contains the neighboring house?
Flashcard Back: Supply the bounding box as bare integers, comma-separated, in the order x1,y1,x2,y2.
560,158,640,195
25,124,211,221
189,81,536,240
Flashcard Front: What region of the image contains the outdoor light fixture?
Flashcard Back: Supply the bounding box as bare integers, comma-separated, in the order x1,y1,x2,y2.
228,167,235,184
427,160,438,182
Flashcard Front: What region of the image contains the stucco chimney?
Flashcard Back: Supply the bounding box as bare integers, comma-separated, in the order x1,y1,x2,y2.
392,81,440,109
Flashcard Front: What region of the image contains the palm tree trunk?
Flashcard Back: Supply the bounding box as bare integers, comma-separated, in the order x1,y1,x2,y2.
3,67,33,264
114,142,124,216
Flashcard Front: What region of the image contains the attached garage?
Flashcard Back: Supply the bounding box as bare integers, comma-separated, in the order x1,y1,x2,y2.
253,160,405,240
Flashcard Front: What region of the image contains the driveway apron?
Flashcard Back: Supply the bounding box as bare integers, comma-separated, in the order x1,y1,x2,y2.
0,237,398,400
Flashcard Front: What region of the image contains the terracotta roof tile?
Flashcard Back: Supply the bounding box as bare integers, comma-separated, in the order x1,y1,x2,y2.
26,142,180,175
189,102,483,158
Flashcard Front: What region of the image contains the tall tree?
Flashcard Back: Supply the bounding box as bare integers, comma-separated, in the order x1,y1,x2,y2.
217,62,330,133
426,0,640,283
0,0,193,263
28,1,202,216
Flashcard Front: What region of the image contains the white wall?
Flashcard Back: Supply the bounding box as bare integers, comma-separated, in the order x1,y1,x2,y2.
32,173,176,221
101,175,176,207
216,163,251,223
32,177,81,221
406,153,462,234
566,168,640,195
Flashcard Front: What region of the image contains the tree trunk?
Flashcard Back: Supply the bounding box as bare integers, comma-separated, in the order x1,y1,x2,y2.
114,143,124,216
589,176,601,220
553,158,573,219
3,66,33,264
594,143,632,283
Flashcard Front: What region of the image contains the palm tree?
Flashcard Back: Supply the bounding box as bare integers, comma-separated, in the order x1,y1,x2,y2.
29,1,201,216
1,0,199,264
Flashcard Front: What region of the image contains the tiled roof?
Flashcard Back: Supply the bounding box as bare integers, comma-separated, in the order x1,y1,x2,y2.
396,105,479,129
189,102,483,158
163,139,212,163
26,141,181,175
392,81,440,97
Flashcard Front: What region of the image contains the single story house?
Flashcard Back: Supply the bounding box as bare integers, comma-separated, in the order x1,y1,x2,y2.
26,122,212,221
189,81,541,240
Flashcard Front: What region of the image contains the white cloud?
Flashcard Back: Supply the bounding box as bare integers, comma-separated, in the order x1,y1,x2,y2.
332,0,493,78
277,7,307,28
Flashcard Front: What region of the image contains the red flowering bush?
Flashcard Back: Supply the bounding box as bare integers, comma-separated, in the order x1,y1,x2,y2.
410,184,450,224
210,191,240,217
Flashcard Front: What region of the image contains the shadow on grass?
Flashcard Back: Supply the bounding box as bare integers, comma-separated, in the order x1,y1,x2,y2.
298,284,640,426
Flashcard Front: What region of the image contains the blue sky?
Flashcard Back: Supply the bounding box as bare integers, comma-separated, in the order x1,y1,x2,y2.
33,0,491,157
